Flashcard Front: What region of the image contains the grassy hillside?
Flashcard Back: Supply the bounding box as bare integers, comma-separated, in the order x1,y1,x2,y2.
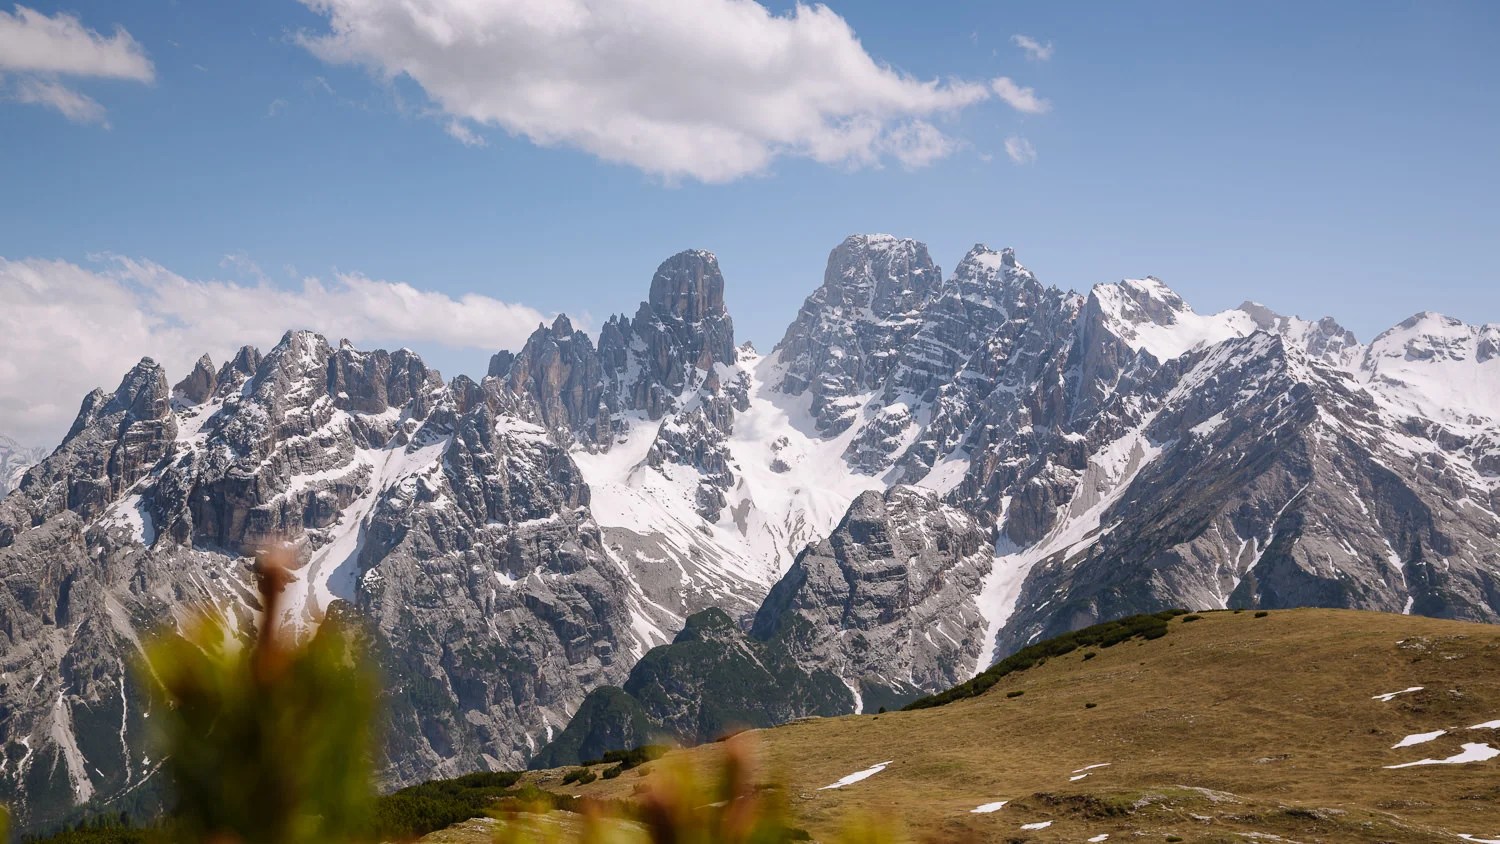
525,609,1500,843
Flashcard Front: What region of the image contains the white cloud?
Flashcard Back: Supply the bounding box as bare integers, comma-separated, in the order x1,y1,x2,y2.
1011,34,1053,62
0,5,153,124
1004,135,1036,165
991,77,1050,115
0,256,549,446
14,77,107,125
0,6,153,79
297,0,1022,182
444,119,486,147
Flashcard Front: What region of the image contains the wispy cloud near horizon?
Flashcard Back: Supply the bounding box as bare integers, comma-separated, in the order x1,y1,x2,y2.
0,255,549,446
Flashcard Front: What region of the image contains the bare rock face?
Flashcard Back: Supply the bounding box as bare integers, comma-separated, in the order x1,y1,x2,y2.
775,235,942,434
172,354,218,405
753,486,993,712
499,316,607,443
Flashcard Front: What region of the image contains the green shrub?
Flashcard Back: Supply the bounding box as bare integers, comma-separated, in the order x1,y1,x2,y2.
1082,651,1097,661
1255,610,1270,618
584,744,670,771
372,771,525,841
603,764,624,780
1006,690,1025,698
1085,702,1097,709
1181,614,1203,623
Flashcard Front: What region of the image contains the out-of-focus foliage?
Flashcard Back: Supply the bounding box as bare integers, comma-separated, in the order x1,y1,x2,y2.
140,549,378,844
493,736,831,844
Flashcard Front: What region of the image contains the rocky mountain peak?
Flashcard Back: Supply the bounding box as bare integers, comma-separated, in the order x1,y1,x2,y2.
814,233,942,320
107,357,173,423
1235,301,1361,366
173,354,218,405
501,314,606,440
772,234,941,432
648,249,726,324
1359,311,1500,424
948,244,1041,302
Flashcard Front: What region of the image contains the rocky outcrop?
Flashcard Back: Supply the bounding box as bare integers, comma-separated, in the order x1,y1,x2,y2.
752,486,993,713
532,608,849,767
172,354,218,405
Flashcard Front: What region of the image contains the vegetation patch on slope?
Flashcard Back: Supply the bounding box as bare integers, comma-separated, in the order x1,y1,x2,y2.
904,609,1187,710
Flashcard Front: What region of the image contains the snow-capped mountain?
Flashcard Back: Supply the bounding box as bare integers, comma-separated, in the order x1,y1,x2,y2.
0,435,46,497
2,236,1498,830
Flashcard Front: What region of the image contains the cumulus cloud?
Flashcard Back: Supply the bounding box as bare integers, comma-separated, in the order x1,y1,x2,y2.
0,5,153,123
1011,34,1053,62
1004,136,1036,165
991,77,1050,115
0,256,548,446
297,0,1036,182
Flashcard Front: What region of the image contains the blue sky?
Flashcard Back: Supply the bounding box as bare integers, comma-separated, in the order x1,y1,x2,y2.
1,1,1498,444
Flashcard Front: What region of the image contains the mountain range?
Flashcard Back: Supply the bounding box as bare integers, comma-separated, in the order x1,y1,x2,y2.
2,234,1497,830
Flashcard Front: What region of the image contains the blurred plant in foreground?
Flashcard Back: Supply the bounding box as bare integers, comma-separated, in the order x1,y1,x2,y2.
493,734,849,844
141,546,377,844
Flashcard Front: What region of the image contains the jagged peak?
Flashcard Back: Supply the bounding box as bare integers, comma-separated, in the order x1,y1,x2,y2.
958,243,1019,271
1232,301,1361,366
173,354,218,405
951,244,1039,296
551,313,576,335
649,248,727,322
100,357,172,422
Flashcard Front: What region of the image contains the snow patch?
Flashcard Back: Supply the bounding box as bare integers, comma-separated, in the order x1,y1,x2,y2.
1393,730,1447,748
818,760,893,790
970,801,1007,814
1373,686,1424,702
1385,743,1498,768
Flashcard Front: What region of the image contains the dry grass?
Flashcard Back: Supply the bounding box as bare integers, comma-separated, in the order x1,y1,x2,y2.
535,609,1500,842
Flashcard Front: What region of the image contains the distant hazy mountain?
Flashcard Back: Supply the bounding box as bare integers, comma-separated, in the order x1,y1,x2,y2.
0,435,46,497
